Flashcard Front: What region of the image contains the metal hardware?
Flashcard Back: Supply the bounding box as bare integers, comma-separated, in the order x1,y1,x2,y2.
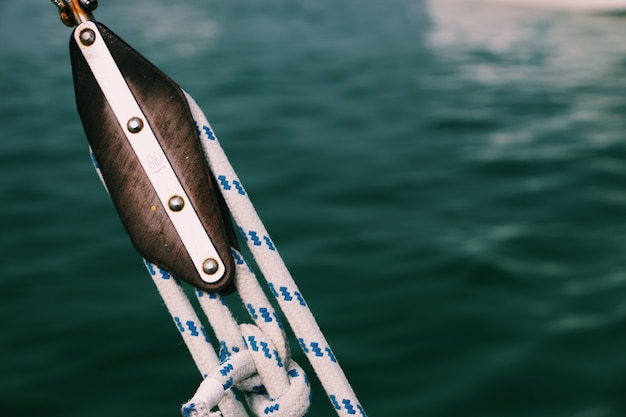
126,117,144,133
168,196,185,212
79,28,96,46
69,21,236,292
202,259,219,275
79,0,98,12
51,0,95,27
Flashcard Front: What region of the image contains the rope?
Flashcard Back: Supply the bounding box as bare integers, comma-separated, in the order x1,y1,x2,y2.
89,92,367,417
185,92,366,417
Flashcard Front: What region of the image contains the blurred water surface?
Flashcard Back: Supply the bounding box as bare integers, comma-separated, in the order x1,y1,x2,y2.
1,1,626,416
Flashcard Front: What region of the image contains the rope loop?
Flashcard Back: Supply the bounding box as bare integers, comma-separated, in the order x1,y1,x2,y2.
180,256,310,417
182,324,310,417
246,360,310,417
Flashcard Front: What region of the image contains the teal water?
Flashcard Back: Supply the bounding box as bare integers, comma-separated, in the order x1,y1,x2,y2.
2,0,626,416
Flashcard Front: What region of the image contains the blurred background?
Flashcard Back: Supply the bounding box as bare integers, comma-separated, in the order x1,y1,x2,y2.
2,0,626,416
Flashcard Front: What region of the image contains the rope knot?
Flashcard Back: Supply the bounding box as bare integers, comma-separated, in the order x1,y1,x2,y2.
182,324,310,417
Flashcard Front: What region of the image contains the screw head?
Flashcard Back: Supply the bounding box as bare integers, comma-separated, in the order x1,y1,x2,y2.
168,195,185,212
79,28,96,46
202,258,219,275
127,117,143,133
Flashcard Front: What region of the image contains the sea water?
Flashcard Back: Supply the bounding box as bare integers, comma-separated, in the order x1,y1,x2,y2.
1,1,626,416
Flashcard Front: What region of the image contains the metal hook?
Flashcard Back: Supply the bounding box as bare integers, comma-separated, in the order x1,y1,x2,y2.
51,0,97,27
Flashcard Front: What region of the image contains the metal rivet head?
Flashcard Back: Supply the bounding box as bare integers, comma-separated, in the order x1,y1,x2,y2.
79,28,96,46
202,258,219,275
127,117,143,133
168,195,185,212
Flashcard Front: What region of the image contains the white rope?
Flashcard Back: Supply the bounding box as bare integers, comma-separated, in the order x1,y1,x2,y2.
90,92,366,417
185,92,366,417
145,262,248,417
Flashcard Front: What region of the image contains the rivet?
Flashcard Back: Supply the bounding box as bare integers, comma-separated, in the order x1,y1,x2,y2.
202,258,219,275
168,195,185,212
79,28,96,46
127,117,143,133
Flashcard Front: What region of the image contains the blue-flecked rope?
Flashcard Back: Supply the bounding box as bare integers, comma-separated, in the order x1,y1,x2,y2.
185,92,366,417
